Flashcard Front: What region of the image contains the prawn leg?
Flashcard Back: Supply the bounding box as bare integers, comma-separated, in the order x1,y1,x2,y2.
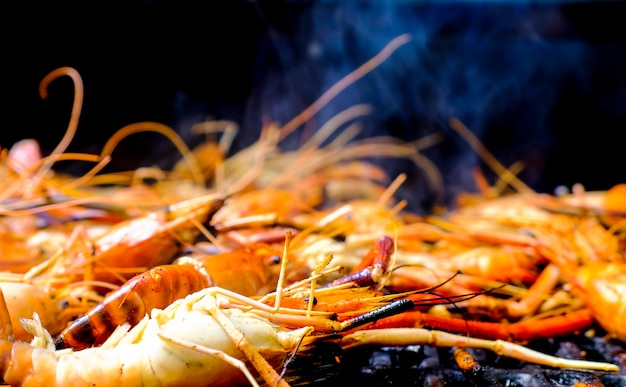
368,308,595,343
340,327,619,372
203,295,292,387
0,286,317,386
158,333,261,387
463,263,562,319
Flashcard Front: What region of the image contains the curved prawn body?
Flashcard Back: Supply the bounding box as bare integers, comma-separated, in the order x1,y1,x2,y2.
441,191,626,341
394,244,540,287
62,194,224,285
379,215,543,297
191,243,282,296
55,243,282,351
523,189,626,342
54,264,211,350
0,205,122,275
210,188,321,246
565,261,626,342
0,287,311,387
529,219,626,337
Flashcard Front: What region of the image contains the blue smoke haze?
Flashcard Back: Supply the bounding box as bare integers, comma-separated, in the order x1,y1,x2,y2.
4,1,626,212
240,2,624,210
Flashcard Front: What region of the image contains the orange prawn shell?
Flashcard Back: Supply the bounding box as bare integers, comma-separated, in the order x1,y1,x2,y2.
0,283,59,341
190,243,283,297
68,195,224,286
92,216,183,273
571,262,626,341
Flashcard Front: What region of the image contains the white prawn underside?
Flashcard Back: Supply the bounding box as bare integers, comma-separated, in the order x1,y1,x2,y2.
10,288,311,387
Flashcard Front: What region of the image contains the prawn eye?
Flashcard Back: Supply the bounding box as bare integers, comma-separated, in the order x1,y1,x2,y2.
59,299,70,309
140,177,158,186
269,255,281,265
304,295,318,306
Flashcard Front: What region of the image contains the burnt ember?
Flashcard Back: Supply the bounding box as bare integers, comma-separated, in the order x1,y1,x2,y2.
283,332,626,387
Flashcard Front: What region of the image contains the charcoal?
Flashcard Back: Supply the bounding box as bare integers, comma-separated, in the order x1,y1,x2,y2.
283,333,626,387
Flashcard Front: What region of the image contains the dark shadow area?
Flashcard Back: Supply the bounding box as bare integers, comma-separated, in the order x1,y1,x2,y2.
3,1,626,212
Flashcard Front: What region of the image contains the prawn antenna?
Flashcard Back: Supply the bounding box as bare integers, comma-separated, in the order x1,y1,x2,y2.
279,34,412,141
341,299,414,331
277,328,309,386
448,117,533,194
97,122,205,187
32,67,84,190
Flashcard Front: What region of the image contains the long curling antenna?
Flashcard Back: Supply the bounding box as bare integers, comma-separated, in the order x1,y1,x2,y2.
278,34,412,141
94,122,205,188
448,117,534,194
30,67,84,195
0,67,84,203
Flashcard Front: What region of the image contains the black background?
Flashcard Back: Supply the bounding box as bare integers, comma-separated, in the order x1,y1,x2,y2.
4,1,626,213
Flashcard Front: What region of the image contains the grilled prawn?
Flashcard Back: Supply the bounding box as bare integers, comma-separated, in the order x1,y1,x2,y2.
0,287,311,387
54,243,282,350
